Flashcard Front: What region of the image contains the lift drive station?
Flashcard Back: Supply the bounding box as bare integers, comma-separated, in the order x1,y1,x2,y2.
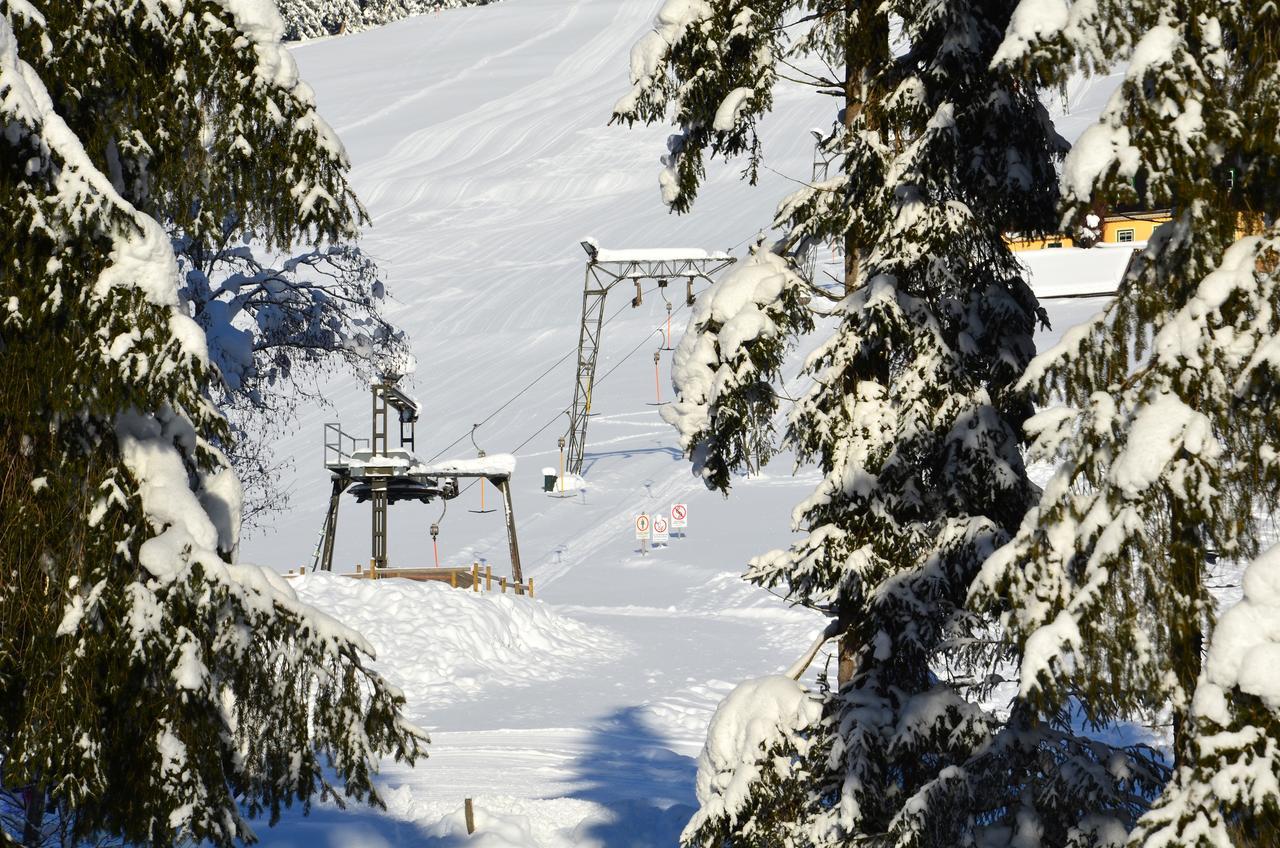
314,373,524,590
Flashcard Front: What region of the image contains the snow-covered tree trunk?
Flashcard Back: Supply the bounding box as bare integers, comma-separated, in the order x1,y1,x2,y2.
617,0,1152,844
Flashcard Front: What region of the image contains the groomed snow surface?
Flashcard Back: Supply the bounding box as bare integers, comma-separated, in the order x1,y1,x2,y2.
242,1,1145,844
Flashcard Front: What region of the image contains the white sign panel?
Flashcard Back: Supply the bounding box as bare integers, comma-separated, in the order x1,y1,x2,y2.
652,515,670,544
634,514,651,540
670,503,688,529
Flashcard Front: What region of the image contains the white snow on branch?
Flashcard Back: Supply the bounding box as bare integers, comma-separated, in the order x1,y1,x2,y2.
993,0,1072,65
613,0,712,116
1197,544,1280,719
1107,393,1213,499
684,675,821,837
712,87,754,132
663,249,798,452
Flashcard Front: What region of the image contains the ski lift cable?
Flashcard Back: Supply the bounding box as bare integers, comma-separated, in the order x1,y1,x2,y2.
455,294,706,502
506,308,687,458
425,283,672,463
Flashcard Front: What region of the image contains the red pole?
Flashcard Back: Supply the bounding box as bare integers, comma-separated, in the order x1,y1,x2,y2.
433,538,439,567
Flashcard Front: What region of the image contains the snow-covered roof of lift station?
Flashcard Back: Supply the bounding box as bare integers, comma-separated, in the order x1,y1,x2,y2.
340,449,516,479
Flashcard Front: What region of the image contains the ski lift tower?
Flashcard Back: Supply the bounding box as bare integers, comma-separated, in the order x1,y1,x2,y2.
314,373,526,588
566,240,735,476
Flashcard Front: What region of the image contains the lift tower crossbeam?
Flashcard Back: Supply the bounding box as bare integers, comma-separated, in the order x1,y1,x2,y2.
566,241,735,476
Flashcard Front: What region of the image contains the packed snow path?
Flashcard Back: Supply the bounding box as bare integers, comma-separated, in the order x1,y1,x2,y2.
245,1,1128,844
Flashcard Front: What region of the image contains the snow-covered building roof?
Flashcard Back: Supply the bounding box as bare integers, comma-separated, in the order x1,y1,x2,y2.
1018,245,1135,299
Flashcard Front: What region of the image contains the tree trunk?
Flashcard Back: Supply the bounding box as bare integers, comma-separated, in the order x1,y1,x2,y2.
1169,495,1205,769
22,787,45,848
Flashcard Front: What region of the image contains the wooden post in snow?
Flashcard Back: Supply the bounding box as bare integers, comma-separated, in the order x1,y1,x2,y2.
498,477,525,594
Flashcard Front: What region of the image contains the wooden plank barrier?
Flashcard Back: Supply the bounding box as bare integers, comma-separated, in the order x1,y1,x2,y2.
339,564,534,595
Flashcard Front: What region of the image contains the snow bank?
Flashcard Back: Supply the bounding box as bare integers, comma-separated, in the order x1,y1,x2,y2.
292,574,623,714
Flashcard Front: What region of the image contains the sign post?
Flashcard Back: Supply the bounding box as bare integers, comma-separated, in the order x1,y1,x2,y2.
652,515,670,546
634,513,651,555
670,503,687,537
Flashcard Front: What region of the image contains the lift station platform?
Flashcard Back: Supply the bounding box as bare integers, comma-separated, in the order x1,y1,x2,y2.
313,373,525,591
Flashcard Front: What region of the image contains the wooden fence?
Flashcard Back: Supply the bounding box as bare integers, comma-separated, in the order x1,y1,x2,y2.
287,563,533,596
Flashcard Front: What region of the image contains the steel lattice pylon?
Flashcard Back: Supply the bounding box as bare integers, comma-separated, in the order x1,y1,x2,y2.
565,242,735,475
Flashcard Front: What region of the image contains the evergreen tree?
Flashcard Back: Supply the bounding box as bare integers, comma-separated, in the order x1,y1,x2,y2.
277,0,362,39
0,2,423,845
617,1,1157,844
276,0,496,41
972,0,1280,841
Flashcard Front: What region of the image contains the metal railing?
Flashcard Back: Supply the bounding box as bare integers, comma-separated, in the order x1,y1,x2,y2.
323,422,369,469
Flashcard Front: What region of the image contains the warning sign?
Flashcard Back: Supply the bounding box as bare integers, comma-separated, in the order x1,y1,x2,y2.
635,514,651,540
652,515,670,544
670,503,688,529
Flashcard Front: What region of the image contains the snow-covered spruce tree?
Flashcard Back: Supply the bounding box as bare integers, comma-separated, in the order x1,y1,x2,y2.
277,0,496,41
617,1,1161,844
27,0,407,526
0,2,423,846
277,0,361,39
973,0,1280,841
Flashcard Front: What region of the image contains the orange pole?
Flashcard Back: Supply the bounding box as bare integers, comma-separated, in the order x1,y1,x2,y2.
480,479,486,511
433,538,440,567
654,351,661,403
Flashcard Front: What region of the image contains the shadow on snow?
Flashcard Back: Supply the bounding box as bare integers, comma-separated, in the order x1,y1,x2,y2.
558,705,698,847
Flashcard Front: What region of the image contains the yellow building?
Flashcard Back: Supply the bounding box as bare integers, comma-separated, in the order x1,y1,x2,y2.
1006,233,1073,251
1006,209,1173,252
1100,209,1172,244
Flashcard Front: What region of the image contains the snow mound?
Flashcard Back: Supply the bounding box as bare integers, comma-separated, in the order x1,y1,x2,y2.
293,574,624,715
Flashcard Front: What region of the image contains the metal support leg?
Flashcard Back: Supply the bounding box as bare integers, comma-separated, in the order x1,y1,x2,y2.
498,477,524,594
371,479,389,569
566,265,610,476
372,385,389,455
317,476,350,571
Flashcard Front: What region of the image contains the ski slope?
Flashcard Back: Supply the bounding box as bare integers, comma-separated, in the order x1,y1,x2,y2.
243,1,1130,844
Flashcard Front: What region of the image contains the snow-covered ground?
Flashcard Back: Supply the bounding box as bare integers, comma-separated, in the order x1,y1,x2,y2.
242,1,1129,843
